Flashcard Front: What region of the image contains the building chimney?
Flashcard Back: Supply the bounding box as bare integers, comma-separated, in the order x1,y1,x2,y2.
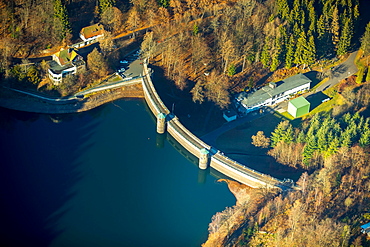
269,82,276,89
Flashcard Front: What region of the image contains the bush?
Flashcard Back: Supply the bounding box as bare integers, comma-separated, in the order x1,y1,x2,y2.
366,66,370,82
356,67,365,84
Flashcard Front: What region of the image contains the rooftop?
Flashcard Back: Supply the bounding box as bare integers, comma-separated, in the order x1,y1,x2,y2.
49,48,85,74
289,96,310,108
224,108,237,118
80,23,104,39
361,222,370,230
239,73,312,107
54,48,79,66
49,60,74,74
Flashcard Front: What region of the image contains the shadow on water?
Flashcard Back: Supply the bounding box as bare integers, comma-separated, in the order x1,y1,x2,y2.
149,64,225,135
0,106,102,247
141,92,235,184
165,131,238,184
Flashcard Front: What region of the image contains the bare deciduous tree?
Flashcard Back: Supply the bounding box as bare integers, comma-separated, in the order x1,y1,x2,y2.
251,131,270,148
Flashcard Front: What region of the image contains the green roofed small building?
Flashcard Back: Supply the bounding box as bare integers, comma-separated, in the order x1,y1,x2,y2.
287,96,310,118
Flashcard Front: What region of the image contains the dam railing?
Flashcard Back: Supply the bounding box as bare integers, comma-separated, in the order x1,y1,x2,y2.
141,64,297,190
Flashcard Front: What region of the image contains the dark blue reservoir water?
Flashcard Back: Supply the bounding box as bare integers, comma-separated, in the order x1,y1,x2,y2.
0,99,235,247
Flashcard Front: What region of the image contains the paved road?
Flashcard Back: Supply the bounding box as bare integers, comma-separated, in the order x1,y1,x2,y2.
75,77,142,96
316,51,358,92
5,76,142,104
3,86,80,103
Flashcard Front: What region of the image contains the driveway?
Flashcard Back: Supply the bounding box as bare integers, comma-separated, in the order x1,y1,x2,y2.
315,51,358,92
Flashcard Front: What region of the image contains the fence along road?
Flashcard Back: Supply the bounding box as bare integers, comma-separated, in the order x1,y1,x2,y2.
141,63,298,190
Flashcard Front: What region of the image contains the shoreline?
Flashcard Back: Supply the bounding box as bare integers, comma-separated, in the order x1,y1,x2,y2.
0,85,144,114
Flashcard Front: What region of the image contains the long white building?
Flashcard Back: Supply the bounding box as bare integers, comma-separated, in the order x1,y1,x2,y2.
236,73,311,113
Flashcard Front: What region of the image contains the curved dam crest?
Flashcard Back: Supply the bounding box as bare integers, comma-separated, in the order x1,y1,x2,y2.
141,63,298,191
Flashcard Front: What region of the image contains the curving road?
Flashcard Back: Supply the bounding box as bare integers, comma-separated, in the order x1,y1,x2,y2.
316,51,358,92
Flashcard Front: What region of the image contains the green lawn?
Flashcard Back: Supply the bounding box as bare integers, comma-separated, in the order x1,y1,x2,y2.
278,111,295,121
303,85,346,119
107,74,122,83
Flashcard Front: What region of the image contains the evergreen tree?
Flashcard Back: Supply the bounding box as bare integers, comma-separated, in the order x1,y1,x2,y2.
276,0,290,21
316,15,332,58
291,0,301,25
302,136,317,166
317,134,328,152
279,25,288,48
306,35,316,65
260,37,270,68
331,6,340,51
361,22,370,56
337,18,352,56
359,129,370,147
285,35,295,69
282,124,294,144
297,131,306,143
193,23,199,36
366,66,370,82
158,0,170,8
293,22,302,39
307,2,316,34
270,36,282,71
271,121,291,147
352,112,360,123
294,32,306,66
317,15,326,39
324,137,339,158
227,64,236,76
294,31,315,68
356,67,365,84
99,0,115,14
306,114,321,137
342,112,352,125
53,0,70,42
340,128,352,148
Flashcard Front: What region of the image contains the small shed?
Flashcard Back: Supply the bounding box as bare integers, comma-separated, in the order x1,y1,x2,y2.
287,96,310,118
223,109,237,122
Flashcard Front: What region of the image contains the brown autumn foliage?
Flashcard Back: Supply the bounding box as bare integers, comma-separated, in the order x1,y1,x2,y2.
251,131,271,148
267,142,304,168
204,144,370,246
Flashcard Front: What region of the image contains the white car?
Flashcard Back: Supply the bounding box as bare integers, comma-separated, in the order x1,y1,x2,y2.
120,60,128,64
118,68,126,73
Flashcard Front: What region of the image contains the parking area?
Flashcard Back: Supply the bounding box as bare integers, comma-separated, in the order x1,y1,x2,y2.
116,49,143,79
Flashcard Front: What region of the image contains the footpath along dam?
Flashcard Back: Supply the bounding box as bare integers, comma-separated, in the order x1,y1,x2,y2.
141,63,297,190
